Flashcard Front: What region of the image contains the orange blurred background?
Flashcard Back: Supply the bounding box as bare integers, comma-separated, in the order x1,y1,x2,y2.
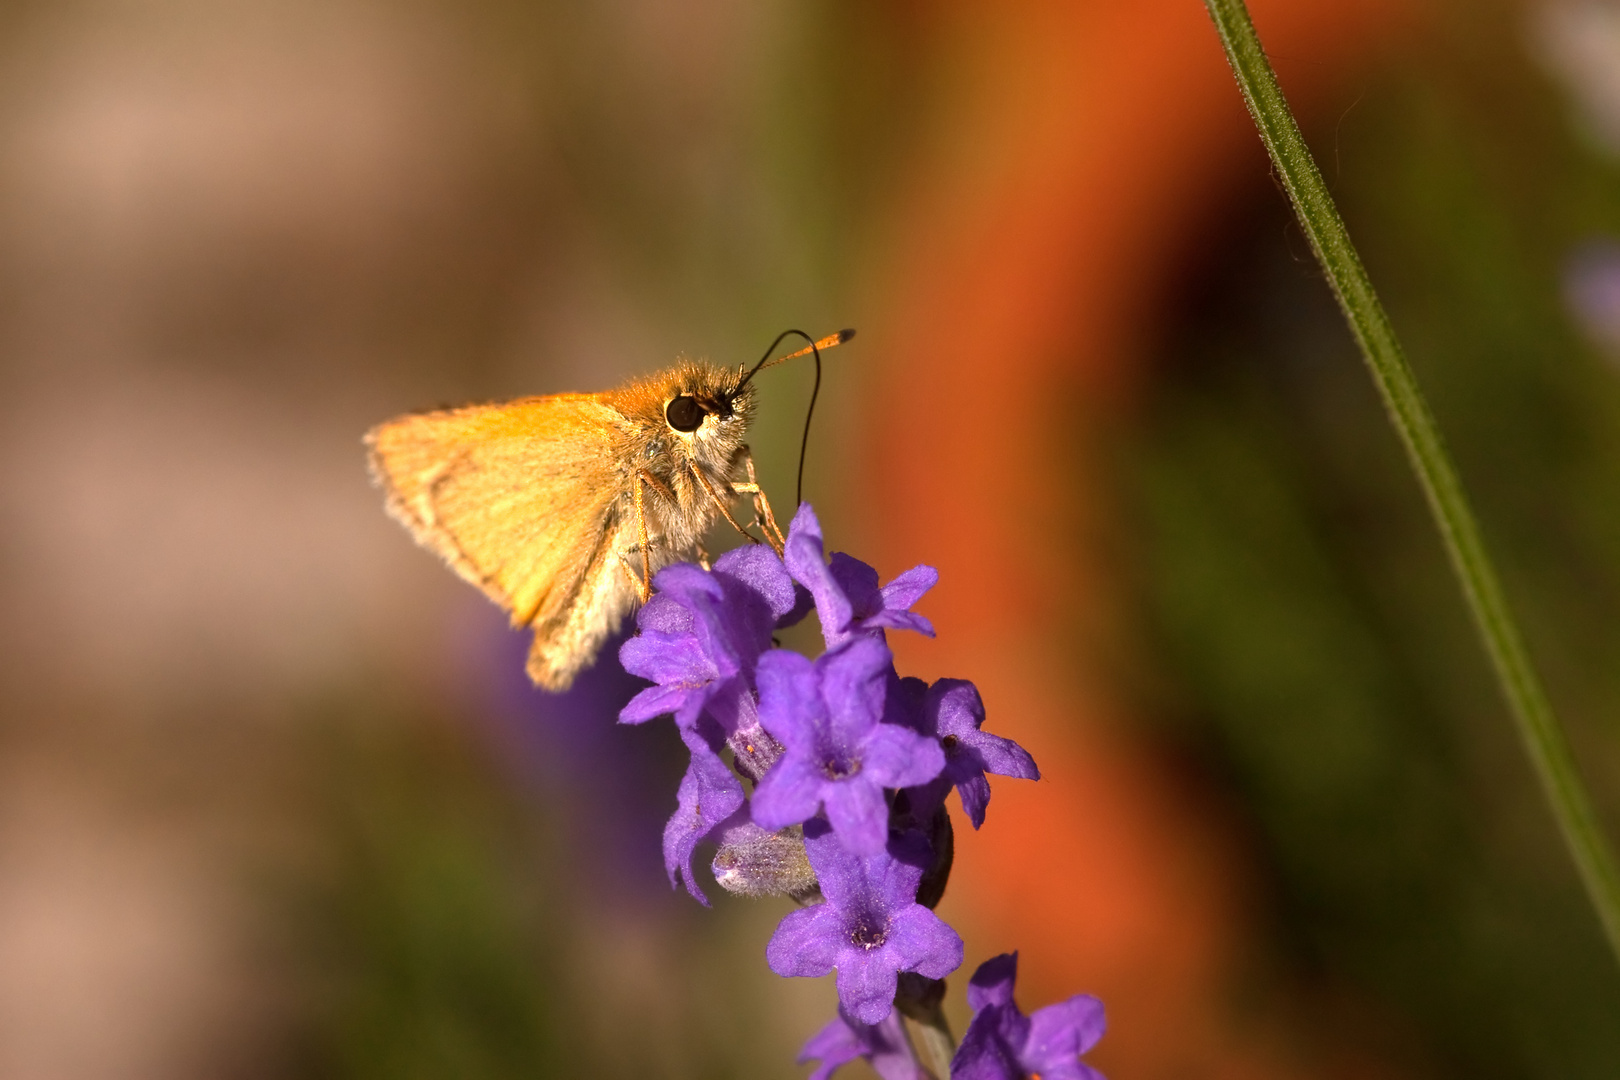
868,2,1408,1077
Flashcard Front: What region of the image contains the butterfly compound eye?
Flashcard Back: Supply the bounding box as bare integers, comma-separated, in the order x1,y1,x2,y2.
665,395,705,432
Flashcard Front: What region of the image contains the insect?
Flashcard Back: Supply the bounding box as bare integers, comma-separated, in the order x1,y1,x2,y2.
365,328,853,691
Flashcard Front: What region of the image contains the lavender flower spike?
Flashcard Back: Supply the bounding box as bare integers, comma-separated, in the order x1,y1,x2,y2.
752,638,944,854
618,546,801,901
799,1008,926,1080
783,503,937,650
766,821,962,1024
952,953,1107,1080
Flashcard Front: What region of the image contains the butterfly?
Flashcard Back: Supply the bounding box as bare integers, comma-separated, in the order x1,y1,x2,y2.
365,329,851,689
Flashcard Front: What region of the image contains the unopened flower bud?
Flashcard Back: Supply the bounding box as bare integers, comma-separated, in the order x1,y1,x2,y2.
711,820,820,903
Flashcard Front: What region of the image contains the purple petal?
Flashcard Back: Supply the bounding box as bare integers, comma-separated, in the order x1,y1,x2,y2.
662,720,745,904
672,689,711,730
1022,995,1107,1079
713,568,783,664
766,904,844,977
835,948,903,1025
649,561,726,605
618,632,714,690
697,678,756,740
750,754,827,831
962,729,1040,782
966,953,1019,1012
875,830,931,907
784,504,856,645
885,905,963,980
756,648,824,751
927,679,983,739
956,774,993,829
799,1015,862,1080
950,1014,1023,1080
821,779,891,856
866,1016,928,1080
878,564,937,613
800,1011,924,1080
788,824,961,1027
861,723,946,790
799,816,863,907
713,543,796,620
817,638,893,744
640,561,767,682
828,552,884,617
925,679,1039,827
952,1002,1034,1080
619,682,695,725
859,610,936,638
635,593,694,635
799,801,927,912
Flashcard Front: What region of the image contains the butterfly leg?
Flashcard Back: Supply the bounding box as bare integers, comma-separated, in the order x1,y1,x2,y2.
733,451,785,552
631,472,656,603
695,541,713,572
731,481,783,554
616,550,649,599
689,463,771,553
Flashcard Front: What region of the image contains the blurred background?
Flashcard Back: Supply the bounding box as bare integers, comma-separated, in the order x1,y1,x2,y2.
2,0,1619,1077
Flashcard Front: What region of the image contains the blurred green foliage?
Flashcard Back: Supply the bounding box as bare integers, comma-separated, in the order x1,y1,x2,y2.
281,686,835,1080
1130,11,1620,1079
293,700,582,1080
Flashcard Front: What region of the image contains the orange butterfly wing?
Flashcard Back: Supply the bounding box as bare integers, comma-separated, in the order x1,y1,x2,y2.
365,394,636,688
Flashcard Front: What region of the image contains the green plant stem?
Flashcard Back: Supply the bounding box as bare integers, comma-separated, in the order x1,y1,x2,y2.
1201,0,1620,966
904,1006,956,1079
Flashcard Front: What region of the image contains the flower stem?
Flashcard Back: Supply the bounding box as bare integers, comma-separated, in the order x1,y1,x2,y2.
904,1005,956,1079
1201,0,1620,966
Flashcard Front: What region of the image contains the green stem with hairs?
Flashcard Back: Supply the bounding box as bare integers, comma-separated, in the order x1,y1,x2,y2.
1201,0,1620,965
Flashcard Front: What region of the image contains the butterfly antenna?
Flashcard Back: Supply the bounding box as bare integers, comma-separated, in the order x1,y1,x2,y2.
795,341,823,507
735,327,854,395
733,327,855,507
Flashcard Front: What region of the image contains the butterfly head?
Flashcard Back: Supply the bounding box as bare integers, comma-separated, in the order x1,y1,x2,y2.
610,359,756,479
661,362,752,433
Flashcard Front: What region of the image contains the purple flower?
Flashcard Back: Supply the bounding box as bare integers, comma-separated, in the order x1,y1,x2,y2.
913,679,1039,829
799,1008,925,1080
752,638,945,854
618,546,802,902
661,697,747,904
951,953,1106,1080
784,503,937,650
619,545,801,728
766,821,962,1024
